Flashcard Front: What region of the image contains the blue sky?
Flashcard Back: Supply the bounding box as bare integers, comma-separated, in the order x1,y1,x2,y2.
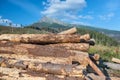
0,0,120,31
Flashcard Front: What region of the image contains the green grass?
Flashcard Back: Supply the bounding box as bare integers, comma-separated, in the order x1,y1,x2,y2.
89,45,120,61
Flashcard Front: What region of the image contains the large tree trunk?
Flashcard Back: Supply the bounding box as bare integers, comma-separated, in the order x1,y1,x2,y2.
0,34,90,44
58,27,77,34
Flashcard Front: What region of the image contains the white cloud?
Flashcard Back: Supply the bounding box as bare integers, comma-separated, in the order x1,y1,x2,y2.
99,13,114,21
0,18,12,24
71,21,91,26
79,15,93,19
0,16,21,27
41,0,86,19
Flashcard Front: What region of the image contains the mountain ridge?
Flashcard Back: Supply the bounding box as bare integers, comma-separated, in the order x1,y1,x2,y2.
31,17,120,42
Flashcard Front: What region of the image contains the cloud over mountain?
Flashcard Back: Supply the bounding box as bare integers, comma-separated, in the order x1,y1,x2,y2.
41,0,87,21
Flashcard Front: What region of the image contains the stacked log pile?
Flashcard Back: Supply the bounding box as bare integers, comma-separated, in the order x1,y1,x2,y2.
0,27,119,80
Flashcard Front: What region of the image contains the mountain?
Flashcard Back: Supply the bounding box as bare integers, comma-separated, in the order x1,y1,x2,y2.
29,17,71,33
30,17,120,42
40,16,68,26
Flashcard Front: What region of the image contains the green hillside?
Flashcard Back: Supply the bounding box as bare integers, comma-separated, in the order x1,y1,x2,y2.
77,28,119,46
74,24,120,42
0,25,49,34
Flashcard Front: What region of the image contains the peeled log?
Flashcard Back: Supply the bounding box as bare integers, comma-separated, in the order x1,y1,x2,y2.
0,34,90,44
112,57,120,64
58,27,77,34
48,43,90,51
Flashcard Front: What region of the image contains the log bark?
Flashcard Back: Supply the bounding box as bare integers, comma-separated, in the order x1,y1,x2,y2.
0,67,23,77
58,27,77,34
0,34,90,44
0,50,89,65
85,57,105,76
0,54,72,64
1,70,84,80
28,62,85,76
103,62,120,70
112,57,120,64
48,43,90,51
0,57,85,76
0,43,89,65
0,44,95,64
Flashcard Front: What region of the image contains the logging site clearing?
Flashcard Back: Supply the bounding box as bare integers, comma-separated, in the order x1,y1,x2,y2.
0,27,120,80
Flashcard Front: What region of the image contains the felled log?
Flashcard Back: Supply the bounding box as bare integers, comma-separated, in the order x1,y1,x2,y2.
58,27,77,34
112,57,120,64
48,43,90,51
85,57,105,76
0,43,98,66
1,70,84,80
0,34,90,44
0,49,89,65
0,43,89,65
103,62,120,70
0,57,85,76
0,42,90,53
0,54,72,64
28,62,85,76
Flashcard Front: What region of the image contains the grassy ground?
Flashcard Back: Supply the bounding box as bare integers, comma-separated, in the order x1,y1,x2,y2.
89,45,120,77
89,45,120,62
